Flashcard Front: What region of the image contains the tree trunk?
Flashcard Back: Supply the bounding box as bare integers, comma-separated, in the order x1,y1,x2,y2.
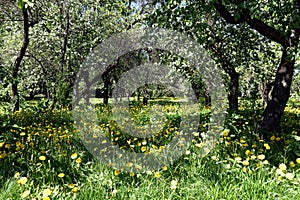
228,71,239,112
11,7,30,112
258,49,295,133
260,81,273,106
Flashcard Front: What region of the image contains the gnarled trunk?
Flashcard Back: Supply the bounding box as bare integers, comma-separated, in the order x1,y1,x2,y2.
258,49,295,132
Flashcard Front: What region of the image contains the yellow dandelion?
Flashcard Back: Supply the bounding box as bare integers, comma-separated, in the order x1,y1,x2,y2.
0,142,5,148
58,173,65,178
43,197,50,200
72,187,79,193
129,172,135,177
242,160,249,166
141,146,147,152
290,161,295,168
257,154,265,160
39,156,46,161
75,157,82,164
13,172,20,179
43,189,52,197
276,168,284,175
264,143,270,150
4,144,10,149
68,183,75,188
17,177,28,185
71,153,78,159
296,158,300,164
154,171,161,178
285,173,294,180
279,163,287,171
162,166,168,171
114,170,120,176
242,167,247,173
275,137,281,142
278,176,283,181
170,180,178,190
245,150,251,155
263,160,269,165
270,135,275,141
211,156,217,160
235,157,242,161
21,190,30,198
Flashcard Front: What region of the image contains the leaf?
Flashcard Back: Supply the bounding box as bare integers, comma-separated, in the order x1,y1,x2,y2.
17,0,25,9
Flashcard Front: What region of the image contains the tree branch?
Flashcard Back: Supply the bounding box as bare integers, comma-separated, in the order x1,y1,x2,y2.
214,0,289,47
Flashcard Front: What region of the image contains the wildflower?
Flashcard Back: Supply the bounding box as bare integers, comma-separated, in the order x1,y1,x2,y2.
14,172,20,178
39,156,46,161
154,171,161,178
278,176,283,181
279,163,287,171
162,166,168,171
4,144,10,149
263,160,269,165
235,157,242,161
141,146,147,152
257,154,265,160
21,190,30,198
211,156,217,160
245,150,251,155
222,129,229,137
270,135,275,141
68,183,75,188
242,160,249,166
43,189,52,197
114,170,120,176
17,177,28,185
43,197,50,200
285,173,294,180
290,161,295,168
275,137,281,142
242,167,247,173
129,172,135,177
276,169,284,175
58,173,65,178
72,187,79,193
71,153,77,159
0,142,5,148
296,158,300,164
75,158,82,164
264,143,270,150
170,180,178,190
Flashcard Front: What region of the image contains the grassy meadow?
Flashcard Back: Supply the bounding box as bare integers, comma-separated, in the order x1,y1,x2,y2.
0,98,300,199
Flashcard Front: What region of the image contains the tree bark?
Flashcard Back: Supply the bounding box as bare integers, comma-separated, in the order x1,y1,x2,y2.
11,7,30,112
258,49,295,132
228,71,239,112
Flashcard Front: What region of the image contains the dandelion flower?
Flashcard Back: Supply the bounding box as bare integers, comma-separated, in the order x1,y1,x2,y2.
257,154,265,160
162,166,168,171
279,163,287,171
286,173,294,180
21,190,30,198
43,197,50,200
296,158,300,164
43,189,52,197
58,173,65,178
264,143,270,150
114,170,120,176
154,171,161,178
39,156,46,161
71,153,78,159
290,161,295,168
170,180,178,190
72,187,79,193
242,160,249,166
270,135,275,141
245,150,251,155
17,177,28,185
75,158,82,164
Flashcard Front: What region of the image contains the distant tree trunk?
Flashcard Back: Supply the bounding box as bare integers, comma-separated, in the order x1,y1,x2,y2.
103,79,110,104
11,7,30,112
228,71,239,112
258,49,296,132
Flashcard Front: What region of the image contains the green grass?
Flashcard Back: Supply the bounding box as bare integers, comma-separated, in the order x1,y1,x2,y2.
0,99,300,199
